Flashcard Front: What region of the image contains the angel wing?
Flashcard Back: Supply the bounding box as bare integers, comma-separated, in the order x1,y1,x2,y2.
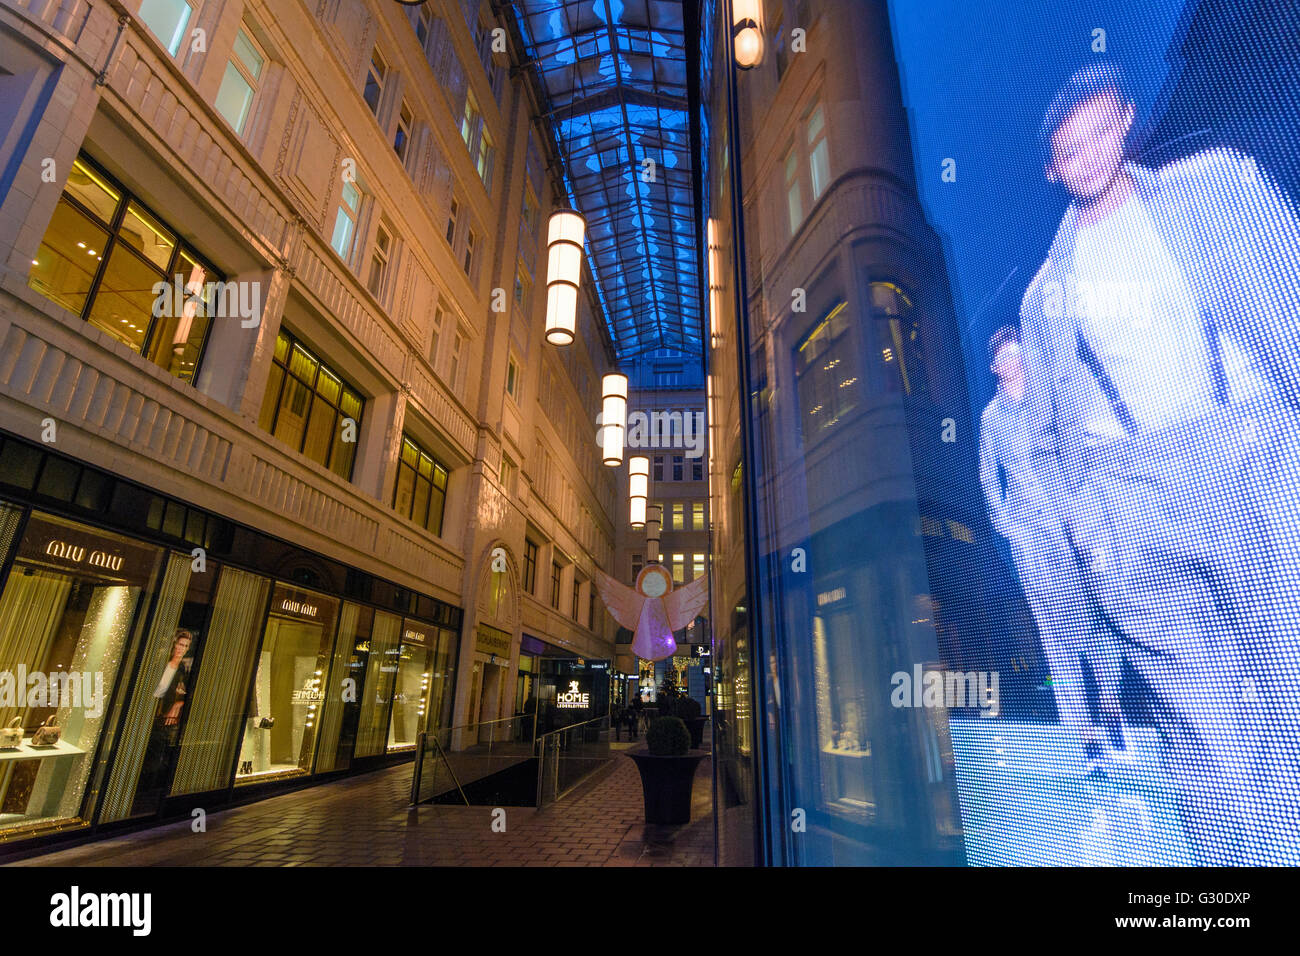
594,570,644,630
663,573,709,632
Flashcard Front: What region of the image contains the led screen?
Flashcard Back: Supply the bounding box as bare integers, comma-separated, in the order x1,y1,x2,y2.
710,0,1300,866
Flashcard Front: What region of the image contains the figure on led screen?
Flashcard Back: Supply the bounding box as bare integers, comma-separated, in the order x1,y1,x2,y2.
1018,61,1300,865
977,325,1091,734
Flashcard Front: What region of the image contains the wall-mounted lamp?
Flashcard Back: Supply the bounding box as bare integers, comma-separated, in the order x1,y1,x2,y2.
545,209,586,346
601,372,628,466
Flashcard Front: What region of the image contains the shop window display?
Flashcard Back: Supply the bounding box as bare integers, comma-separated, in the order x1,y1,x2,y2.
352,610,402,758
99,552,216,822
312,602,372,774
388,622,433,751
0,510,161,837
235,585,338,782
429,628,458,733
169,568,270,796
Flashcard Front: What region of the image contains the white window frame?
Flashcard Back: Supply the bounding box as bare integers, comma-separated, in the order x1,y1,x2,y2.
411,3,435,52
138,0,196,59
448,329,464,393
506,354,520,401
784,146,802,235
214,22,266,137
446,196,459,247
463,227,477,278
363,47,387,119
395,101,414,167
367,219,393,303
460,94,481,149
331,178,364,264
477,128,495,193
808,103,830,202
429,302,445,371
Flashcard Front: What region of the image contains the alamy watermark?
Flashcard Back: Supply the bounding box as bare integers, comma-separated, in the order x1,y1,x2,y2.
596,408,706,458
1041,274,1156,328
891,665,1000,717
151,274,261,327
0,667,104,719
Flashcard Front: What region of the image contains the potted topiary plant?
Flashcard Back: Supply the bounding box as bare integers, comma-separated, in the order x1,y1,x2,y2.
628,716,706,825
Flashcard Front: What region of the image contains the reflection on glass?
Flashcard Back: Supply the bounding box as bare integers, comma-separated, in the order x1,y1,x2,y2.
388,622,433,751
313,603,370,774
352,611,401,758
27,200,110,317
85,245,156,350
99,552,214,822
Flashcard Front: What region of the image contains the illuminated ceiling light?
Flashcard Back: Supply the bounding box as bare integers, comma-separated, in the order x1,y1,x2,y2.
545,208,586,346
645,503,662,564
629,454,649,528
601,371,628,466
732,0,763,69
707,217,723,349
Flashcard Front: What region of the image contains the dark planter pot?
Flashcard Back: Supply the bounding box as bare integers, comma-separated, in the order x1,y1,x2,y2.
628,750,706,825
683,716,707,750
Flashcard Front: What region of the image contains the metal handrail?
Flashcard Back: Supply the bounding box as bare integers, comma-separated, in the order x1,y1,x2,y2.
410,713,536,806
534,713,611,808
532,713,609,750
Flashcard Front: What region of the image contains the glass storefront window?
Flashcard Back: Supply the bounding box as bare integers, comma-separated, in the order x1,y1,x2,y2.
169,568,270,796
234,585,338,783
429,628,458,733
388,622,432,751
0,510,161,838
313,602,371,774
100,552,217,822
352,610,402,758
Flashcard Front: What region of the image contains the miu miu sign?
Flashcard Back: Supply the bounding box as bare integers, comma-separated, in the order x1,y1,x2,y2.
45,540,124,572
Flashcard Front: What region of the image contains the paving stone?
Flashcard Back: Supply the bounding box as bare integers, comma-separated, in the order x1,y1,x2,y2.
18,752,715,868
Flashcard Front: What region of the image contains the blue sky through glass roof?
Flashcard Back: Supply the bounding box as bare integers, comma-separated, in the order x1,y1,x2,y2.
508,0,700,361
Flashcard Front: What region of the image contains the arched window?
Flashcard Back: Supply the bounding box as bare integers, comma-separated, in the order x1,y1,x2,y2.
869,282,929,396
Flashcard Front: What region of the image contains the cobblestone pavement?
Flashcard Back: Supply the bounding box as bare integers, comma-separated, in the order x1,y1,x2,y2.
12,749,715,867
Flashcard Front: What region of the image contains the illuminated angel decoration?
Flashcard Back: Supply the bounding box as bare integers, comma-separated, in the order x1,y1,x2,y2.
595,564,709,662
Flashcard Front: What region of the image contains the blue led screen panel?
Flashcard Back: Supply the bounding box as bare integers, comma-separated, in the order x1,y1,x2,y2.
711,0,1300,866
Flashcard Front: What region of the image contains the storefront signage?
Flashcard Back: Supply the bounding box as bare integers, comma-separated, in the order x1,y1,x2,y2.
44,540,124,571
16,514,157,586
280,597,318,618
556,680,590,709
402,624,430,646
292,677,325,704
271,585,334,624
476,624,512,657
817,587,847,606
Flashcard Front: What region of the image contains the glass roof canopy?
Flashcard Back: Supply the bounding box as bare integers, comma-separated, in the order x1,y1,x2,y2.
507,0,701,362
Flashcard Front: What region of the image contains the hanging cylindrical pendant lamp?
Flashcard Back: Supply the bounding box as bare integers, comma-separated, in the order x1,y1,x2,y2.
545,209,586,346
629,455,650,528
732,0,763,69
601,372,628,466
646,503,662,564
